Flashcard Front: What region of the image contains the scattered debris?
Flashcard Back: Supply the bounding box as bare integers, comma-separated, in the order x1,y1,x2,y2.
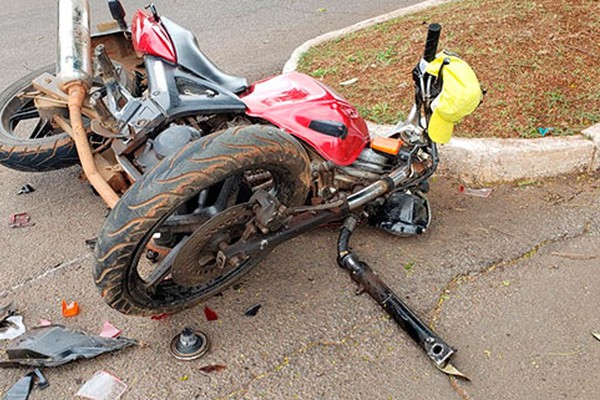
0,316,26,341
17,184,35,195
150,313,169,321
244,304,262,317
8,212,34,228
340,77,358,86
38,319,52,327
85,238,98,250
199,364,227,374
458,185,493,198
593,332,600,342
32,368,49,390
99,321,122,338
179,375,189,382
0,325,136,367
316,7,327,13
537,127,554,137
169,327,209,361
62,300,80,317
203,306,218,321
76,370,127,400
3,371,34,400
501,280,511,287
550,252,596,260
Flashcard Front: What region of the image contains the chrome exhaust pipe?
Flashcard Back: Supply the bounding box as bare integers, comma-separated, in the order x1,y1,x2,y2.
56,0,92,90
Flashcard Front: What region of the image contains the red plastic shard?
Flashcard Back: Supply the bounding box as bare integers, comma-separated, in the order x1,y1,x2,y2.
9,212,34,228
61,300,80,317
150,313,170,321
204,306,218,321
99,321,122,338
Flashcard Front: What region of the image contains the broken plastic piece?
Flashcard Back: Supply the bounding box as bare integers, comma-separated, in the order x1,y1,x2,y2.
203,306,218,321
593,332,600,342
85,238,98,250
3,372,34,400
76,370,127,400
62,300,80,317
169,327,209,361
0,325,136,368
8,212,34,228
458,185,492,198
0,315,27,341
33,368,49,390
38,319,52,327
99,321,122,338
17,184,35,195
244,304,262,317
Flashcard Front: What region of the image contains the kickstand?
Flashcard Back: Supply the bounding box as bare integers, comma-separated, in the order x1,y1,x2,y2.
336,216,468,380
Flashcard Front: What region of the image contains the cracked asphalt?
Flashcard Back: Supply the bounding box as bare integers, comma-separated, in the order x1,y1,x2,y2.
1,1,599,399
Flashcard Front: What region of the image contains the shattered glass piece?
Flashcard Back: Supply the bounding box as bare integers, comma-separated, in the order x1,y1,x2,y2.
0,316,27,341
76,370,127,400
99,321,122,338
0,325,136,368
3,373,34,400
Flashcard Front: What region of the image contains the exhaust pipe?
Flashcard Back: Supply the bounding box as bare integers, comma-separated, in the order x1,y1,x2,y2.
55,0,120,208
56,0,92,90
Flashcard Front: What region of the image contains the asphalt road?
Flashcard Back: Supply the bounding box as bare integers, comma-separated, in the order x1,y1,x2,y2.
1,1,599,400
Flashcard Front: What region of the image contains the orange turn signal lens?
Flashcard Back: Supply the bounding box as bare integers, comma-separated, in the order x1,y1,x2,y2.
370,137,403,155
62,300,80,317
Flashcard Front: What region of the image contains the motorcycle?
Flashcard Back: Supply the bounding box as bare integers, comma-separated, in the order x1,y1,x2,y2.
0,0,481,375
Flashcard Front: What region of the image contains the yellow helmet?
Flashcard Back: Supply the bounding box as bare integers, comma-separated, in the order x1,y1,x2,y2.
425,52,482,144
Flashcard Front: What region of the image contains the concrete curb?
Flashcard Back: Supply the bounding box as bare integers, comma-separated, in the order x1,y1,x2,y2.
283,1,600,184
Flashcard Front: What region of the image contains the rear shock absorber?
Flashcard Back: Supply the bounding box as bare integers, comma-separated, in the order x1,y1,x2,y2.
336,216,467,378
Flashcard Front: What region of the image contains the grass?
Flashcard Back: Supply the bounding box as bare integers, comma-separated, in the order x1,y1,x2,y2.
297,0,600,139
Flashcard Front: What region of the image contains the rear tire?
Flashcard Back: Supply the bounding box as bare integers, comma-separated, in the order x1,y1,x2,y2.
93,125,311,316
0,65,79,172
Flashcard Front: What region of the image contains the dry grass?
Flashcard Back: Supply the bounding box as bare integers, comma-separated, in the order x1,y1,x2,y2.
298,0,600,138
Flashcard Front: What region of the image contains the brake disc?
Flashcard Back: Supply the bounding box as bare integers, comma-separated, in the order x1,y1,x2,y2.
171,203,254,288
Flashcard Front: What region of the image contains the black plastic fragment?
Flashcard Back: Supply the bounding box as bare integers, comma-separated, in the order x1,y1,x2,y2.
3,373,34,400
0,325,136,368
17,185,35,195
85,238,98,250
244,304,262,317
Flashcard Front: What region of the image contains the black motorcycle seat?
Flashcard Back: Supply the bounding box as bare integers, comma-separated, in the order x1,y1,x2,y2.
161,17,248,94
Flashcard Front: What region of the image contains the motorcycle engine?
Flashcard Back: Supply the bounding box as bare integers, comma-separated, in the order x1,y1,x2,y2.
135,124,200,171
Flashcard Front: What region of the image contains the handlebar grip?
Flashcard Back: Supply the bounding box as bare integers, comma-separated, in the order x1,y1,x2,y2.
423,23,442,62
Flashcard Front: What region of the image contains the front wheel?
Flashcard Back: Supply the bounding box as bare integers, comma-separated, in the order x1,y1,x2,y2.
93,125,311,316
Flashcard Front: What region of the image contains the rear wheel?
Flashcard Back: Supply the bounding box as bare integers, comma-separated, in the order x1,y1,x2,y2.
93,125,311,316
0,65,79,172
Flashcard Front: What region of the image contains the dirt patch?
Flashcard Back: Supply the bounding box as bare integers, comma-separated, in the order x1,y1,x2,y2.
298,0,600,138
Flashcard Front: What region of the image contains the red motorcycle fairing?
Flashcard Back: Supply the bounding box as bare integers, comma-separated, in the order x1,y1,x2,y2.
241,72,370,166
131,10,177,63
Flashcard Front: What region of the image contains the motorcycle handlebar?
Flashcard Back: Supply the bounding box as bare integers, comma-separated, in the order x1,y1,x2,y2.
423,23,441,62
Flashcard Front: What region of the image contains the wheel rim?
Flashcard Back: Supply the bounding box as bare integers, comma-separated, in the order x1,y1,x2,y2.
125,165,291,308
